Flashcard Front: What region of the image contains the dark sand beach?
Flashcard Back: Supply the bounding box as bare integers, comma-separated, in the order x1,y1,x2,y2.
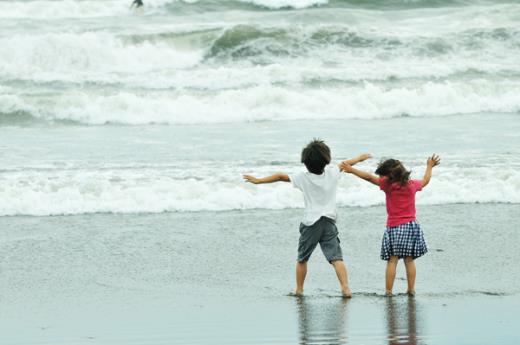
1,204,518,344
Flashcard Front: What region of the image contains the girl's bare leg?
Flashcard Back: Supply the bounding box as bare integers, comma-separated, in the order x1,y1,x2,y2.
385,256,399,295
331,260,352,298
295,261,307,295
404,257,416,295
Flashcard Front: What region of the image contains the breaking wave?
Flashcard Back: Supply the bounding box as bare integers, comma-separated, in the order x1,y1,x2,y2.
0,164,518,216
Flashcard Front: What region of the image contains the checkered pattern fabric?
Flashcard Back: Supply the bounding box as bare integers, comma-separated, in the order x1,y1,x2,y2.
380,221,428,261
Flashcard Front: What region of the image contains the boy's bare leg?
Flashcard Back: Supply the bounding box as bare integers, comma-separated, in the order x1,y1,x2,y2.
295,261,307,295
331,260,352,297
404,257,416,295
385,256,399,295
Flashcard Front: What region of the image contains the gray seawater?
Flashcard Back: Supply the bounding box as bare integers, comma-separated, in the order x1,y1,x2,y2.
1,0,520,216
0,0,519,344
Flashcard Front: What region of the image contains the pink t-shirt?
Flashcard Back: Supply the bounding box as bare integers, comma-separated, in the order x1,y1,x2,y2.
379,178,423,227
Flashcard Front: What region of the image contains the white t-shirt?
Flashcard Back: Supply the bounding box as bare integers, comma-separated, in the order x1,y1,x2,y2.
289,165,341,226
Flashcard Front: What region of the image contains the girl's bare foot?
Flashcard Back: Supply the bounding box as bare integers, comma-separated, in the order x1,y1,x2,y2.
407,290,416,297
342,288,352,298
385,290,393,297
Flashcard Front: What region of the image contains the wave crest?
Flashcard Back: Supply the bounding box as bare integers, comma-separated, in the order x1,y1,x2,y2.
0,165,518,216
2,79,520,125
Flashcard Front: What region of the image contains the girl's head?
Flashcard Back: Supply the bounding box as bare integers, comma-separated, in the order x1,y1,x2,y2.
375,158,410,186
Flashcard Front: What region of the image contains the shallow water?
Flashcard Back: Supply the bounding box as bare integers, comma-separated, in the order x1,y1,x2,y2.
1,113,519,216
2,294,519,345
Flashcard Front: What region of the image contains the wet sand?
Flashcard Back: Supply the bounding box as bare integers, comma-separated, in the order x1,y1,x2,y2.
0,204,519,344
1,293,518,345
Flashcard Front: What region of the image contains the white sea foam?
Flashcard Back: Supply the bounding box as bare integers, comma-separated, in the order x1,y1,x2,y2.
239,0,328,9
0,165,518,216
0,32,202,82
1,4,519,84
0,0,128,19
2,79,520,124
0,0,174,19
0,0,518,218
0,0,329,20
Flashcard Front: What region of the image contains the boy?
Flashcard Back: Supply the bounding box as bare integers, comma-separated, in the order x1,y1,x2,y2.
243,139,370,297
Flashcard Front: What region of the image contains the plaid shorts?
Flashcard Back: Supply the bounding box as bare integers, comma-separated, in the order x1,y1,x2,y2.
380,221,427,261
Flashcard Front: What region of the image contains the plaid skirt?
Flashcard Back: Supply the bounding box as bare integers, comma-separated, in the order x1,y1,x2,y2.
380,221,428,261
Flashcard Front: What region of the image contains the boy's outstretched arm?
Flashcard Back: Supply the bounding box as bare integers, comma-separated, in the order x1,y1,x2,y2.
339,153,372,167
422,154,441,188
243,173,290,184
340,162,380,186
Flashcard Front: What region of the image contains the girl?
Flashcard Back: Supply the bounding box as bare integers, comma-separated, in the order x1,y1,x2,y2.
341,155,440,296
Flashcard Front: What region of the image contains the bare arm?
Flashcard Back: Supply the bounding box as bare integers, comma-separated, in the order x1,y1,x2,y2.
243,173,290,184
422,154,441,188
340,163,380,186
339,153,372,168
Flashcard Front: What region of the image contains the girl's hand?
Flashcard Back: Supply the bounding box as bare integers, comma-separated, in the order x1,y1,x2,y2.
340,162,354,173
243,175,260,184
427,154,441,168
358,153,372,162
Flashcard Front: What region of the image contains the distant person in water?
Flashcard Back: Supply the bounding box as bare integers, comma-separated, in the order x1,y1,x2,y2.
130,0,143,9
244,139,371,298
341,155,440,296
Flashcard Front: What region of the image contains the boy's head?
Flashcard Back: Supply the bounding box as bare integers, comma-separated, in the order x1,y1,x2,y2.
301,139,331,174
375,158,410,186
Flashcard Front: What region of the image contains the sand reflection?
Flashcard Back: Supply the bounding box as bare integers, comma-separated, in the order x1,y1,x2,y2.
385,297,420,345
296,297,349,345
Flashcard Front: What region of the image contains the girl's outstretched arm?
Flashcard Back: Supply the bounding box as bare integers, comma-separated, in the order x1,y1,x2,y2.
243,173,290,184
340,163,380,186
422,154,441,188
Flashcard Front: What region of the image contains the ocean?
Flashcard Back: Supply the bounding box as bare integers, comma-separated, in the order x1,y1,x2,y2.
0,0,519,344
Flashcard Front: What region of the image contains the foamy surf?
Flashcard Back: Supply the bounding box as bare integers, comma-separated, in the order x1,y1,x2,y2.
2,80,520,125
239,0,329,9
0,0,175,19
1,3,519,126
0,0,519,216
0,164,518,216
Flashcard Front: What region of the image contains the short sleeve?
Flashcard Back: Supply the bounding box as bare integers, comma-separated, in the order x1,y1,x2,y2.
379,177,387,191
289,172,304,190
412,179,423,192
330,165,341,180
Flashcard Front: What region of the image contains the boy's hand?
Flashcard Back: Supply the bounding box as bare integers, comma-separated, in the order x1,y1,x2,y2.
243,175,260,184
340,153,372,169
427,154,441,168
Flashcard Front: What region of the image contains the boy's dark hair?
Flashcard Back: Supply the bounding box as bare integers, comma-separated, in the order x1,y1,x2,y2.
375,158,411,186
301,139,331,174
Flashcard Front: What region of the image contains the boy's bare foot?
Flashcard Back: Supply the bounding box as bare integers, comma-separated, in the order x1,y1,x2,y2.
407,290,416,297
288,292,303,297
385,290,393,297
342,288,352,298
288,289,303,297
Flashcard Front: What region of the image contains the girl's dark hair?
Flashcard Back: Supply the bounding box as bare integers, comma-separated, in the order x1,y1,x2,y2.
301,139,331,174
375,158,410,186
